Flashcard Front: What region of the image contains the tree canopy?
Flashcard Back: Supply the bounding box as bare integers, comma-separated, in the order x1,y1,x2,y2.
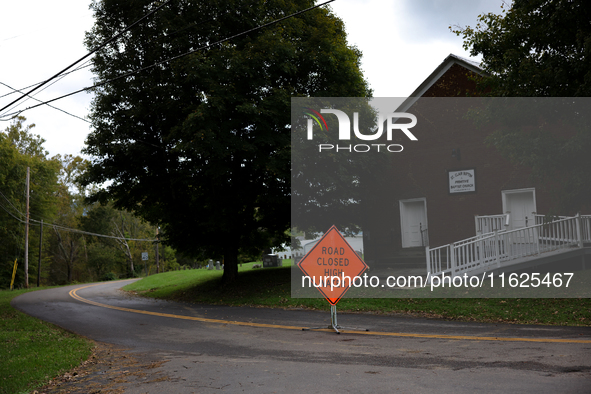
0,117,60,288
454,0,591,97
453,0,591,212
81,0,371,283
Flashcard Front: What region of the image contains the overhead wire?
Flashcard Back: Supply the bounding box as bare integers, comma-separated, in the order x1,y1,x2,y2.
34,219,157,242
0,0,336,119
0,187,155,241
0,1,227,121
0,0,255,104
0,4,244,122
6,61,93,109
0,0,175,116
0,200,28,225
0,189,26,219
0,81,90,123
0,63,92,100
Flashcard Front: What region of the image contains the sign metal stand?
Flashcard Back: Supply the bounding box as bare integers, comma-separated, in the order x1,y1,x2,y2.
302,304,368,334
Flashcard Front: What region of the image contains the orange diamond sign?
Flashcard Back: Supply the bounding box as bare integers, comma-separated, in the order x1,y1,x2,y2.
297,225,368,305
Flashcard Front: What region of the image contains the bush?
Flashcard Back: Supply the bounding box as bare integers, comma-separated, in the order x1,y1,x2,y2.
100,272,117,281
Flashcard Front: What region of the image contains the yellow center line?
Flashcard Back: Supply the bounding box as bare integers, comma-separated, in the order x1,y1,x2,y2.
69,282,591,344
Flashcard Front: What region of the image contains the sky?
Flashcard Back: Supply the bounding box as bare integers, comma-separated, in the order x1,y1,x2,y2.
0,0,506,158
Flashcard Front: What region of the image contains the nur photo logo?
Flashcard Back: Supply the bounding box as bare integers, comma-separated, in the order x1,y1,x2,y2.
303,108,418,153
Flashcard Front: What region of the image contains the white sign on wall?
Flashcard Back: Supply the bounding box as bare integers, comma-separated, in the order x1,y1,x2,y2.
448,169,476,194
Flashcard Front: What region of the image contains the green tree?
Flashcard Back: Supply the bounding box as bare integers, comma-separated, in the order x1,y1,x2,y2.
56,154,90,195
81,0,371,284
454,0,591,97
78,202,145,279
5,116,48,158
46,155,91,284
453,0,591,211
79,202,125,280
0,117,60,288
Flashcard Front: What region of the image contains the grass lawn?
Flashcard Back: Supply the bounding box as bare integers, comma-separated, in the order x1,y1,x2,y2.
0,288,93,394
124,261,591,326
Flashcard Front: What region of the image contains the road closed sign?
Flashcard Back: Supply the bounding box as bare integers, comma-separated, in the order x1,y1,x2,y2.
297,225,368,305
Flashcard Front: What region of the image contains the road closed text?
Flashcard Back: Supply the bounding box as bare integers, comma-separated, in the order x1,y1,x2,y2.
316,246,352,277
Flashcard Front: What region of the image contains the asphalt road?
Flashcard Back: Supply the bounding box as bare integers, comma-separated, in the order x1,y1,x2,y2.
12,280,591,393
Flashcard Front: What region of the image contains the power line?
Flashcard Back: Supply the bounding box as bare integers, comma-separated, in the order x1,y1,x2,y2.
0,63,92,100
0,61,93,122
0,81,90,123
0,0,174,116
0,1,255,107
0,188,155,241
41,219,157,242
0,0,336,119
0,189,26,219
0,200,28,224
0,5,241,121
0,2,252,112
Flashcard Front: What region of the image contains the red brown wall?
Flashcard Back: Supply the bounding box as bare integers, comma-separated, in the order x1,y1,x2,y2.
363,63,554,262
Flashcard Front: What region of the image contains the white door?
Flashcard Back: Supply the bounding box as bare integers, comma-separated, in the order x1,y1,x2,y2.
400,199,428,248
503,189,536,230
502,189,537,245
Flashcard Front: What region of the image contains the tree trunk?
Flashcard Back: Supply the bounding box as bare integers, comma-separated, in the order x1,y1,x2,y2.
112,220,134,277
54,227,73,283
221,245,239,285
126,243,134,276
68,240,75,283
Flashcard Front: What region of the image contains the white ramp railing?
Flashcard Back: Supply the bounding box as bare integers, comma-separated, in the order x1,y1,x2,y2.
535,214,591,243
427,214,585,278
583,215,591,243
475,214,509,235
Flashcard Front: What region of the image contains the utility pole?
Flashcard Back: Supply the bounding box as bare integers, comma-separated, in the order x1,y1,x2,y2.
24,167,30,288
155,226,160,274
37,219,43,287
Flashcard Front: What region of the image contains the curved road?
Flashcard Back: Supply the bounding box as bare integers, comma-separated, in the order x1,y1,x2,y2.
12,280,591,393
